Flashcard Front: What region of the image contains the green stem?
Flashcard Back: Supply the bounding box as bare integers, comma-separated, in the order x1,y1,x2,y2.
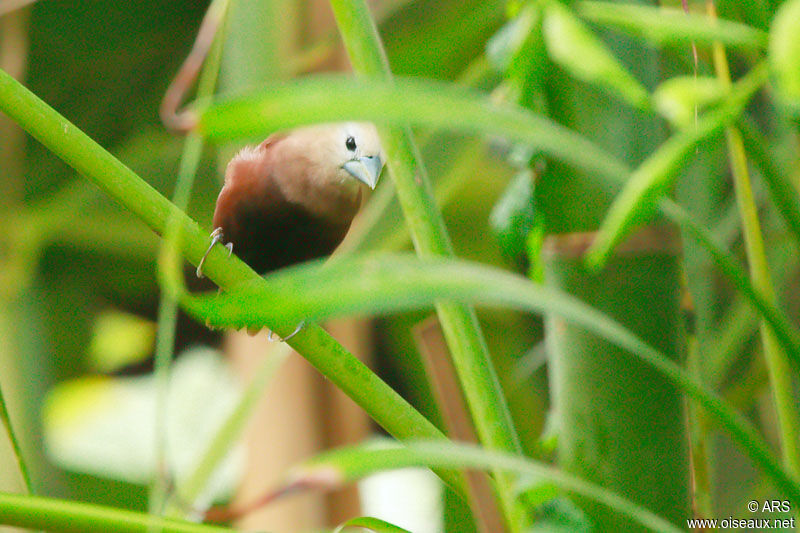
0,385,31,493
0,492,233,533
688,340,713,518
0,66,465,497
152,0,231,516
738,117,800,247
328,1,523,529
711,35,800,479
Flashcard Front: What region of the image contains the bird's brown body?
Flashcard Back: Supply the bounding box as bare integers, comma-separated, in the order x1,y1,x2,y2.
208,123,382,275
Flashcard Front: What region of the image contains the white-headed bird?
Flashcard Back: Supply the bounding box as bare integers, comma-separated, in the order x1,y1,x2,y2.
198,122,383,278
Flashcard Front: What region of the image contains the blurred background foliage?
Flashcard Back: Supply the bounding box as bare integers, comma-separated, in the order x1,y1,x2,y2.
1,0,799,531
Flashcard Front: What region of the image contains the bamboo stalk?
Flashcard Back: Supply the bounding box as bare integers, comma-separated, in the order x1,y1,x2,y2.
543,226,690,530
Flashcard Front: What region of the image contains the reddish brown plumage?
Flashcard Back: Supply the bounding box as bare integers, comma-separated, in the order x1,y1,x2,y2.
210,123,382,274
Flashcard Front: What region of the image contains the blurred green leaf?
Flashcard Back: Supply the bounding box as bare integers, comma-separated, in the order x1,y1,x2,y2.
654,76,727,128
88,310,155,373
0,491,236,533
542,2,650,111
578,1,767,49
486,8,536,73
333,516,412,533
769,0,800,115
198,75,629,184
489,169,536,261
587,62,768,266
527,497,591,533
292,440,682,533
170,252,799,503
487,4,549,113
380,0,507,80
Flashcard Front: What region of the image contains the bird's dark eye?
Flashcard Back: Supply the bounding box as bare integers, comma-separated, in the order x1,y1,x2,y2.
345,136,357,151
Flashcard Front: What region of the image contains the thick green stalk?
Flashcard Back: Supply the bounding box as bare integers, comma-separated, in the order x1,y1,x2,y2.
711,37,800,479
328,1,523,529
0,67,465,496
543,226,690,530
0,492,233,533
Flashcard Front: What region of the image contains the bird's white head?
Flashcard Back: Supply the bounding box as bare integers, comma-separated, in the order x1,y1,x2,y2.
336,122,384,190
280,122,384,191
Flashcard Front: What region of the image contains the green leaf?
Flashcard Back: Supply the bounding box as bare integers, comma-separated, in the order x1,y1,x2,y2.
197,74,629,185
169,253,800,504
527,497,592,533
333,516,412,533
0,492,235,533
542,2,650,111
586,62,769,267
489,169,536,261
488,4,549,113
88,310,156,372
486,8,536,72
294,440,682,533
578,1,767,49
653,76,727,129
769,0,800,115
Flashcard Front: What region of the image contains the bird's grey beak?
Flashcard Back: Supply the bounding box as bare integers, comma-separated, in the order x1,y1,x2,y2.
343,155,383,190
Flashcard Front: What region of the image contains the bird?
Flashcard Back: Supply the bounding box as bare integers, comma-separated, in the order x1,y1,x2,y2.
195,122,384,340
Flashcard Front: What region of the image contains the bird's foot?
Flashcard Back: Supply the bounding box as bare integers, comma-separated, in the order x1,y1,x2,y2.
196,227,233,278
267,320,306,343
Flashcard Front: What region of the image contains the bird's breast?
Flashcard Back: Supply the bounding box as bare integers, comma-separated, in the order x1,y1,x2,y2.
213,183,357,274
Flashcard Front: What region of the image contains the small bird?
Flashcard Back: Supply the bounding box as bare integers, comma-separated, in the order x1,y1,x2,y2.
196,122,384,339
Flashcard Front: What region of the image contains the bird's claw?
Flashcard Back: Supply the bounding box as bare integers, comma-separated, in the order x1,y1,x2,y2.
267,320,306,343
196,227,231,278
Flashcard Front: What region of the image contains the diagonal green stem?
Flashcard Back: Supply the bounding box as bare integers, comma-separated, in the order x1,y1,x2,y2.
328,1,524,529
0,492,234,533
737,117,800,247
0,66,466,497
711,28,800,480
0,385,31,494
